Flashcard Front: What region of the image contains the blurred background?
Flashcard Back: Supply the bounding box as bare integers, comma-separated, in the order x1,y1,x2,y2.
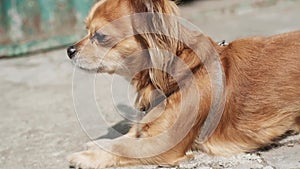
0,0,300,169
0,0,96,57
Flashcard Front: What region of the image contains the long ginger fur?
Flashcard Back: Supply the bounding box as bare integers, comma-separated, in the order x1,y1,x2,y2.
67,0,300,168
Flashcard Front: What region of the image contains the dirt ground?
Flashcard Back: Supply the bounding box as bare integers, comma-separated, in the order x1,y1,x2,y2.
1,0,300,169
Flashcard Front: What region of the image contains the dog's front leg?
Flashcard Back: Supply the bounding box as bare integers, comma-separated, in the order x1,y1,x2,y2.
68,86,203,169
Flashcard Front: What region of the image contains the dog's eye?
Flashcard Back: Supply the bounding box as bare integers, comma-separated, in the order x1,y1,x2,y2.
92,32,108,44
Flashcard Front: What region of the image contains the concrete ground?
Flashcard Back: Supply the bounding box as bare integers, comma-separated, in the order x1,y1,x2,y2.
1,0,300,169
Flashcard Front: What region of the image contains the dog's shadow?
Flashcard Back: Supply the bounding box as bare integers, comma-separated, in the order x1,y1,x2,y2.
95,104,138,140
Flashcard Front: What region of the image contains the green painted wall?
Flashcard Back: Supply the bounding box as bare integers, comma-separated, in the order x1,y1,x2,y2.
0,0,97,57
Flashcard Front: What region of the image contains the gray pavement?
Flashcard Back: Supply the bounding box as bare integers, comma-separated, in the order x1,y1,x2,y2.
1,0,300,169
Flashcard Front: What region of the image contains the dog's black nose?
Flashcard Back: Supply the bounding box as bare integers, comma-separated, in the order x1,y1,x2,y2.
67,45,77,59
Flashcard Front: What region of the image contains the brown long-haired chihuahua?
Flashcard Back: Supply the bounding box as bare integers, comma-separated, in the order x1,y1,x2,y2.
67,0,300,168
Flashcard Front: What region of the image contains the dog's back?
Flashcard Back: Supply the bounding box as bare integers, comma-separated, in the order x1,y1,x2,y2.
223,30,300,100
205,31,300,155
224,30,300,109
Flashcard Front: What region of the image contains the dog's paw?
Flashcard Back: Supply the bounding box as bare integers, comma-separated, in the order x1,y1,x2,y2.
67,150,117,169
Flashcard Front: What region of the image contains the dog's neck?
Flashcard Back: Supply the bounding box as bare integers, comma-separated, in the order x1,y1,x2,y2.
140,35,225,96
132,35,227,113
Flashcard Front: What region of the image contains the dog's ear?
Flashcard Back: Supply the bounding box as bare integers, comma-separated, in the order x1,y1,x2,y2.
129,0,182,93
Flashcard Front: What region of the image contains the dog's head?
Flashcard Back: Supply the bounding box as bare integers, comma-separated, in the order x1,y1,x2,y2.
67,0,212,110
67,0,182,77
